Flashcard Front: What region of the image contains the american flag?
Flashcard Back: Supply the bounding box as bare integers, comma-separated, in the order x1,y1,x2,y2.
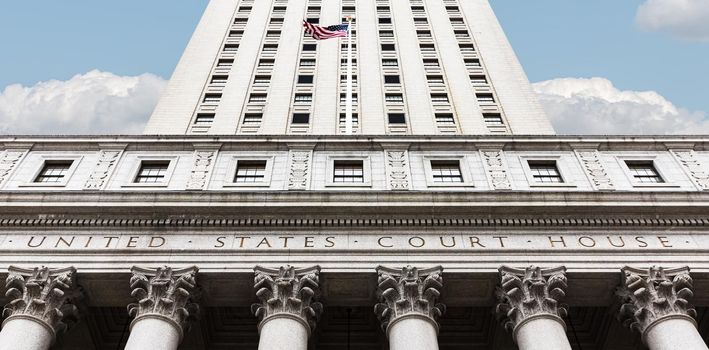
303,20,349,40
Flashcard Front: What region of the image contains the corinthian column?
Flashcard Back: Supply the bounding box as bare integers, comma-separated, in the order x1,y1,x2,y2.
374,265,445,350
124,266,199,350
495,266,571,350
252,265,323,350
619,266,708,350
0,266,80,350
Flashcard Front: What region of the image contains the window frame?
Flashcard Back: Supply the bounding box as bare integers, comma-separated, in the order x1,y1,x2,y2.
123,156,178,188
520,156,576,188
23,155,82,188
616,156,677,188
326,156,372,187
223,156,275,188
423,156,474,188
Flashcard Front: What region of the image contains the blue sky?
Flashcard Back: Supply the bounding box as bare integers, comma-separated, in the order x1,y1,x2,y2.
0,0,708,134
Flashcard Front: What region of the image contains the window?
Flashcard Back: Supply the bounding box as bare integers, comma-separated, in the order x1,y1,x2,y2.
243,113,263,124
454,30,470,38
253,75,271,84
423,59,439,67
477,94,495,104
411,6,425,13
382,59,398,67
384,75,400,84
379,17,392,24
381,44,396,51
229,30,244,38
339,113,359,124
303,44,317,51
300,59,316,66
450,17,464,24
266,31,281,38
414,18,428,24
217,59,234,68
270,18,284,24
430,161,463,183
379,30,394,37
134,161,170,184
249,94,267,103
203,94,221,103
294,94,313,103
340,75,358,84
483,113,504,125
194,113,215,124
258,59,275,67
306,18,320,24
211,75,228,84
528,161,563,184
626,161,664,183
465,59,481,67
262,44,278,52
224,44,239,52
427,75,444,84
340,94,359,103
34,161,73,183
420,44,436,52
333,160,364,183
388,113,406,124
234,18,248,24
470,76,488,85
417,30,432,38
385,94,404,103
431,94,449,103
234,160,267,183
292,113,310,124
298,75,314,84
459,44,475,52
435,113,455,124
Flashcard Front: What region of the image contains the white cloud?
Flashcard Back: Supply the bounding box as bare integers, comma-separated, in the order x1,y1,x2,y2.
636,0,709,41
533,77,709,135
0,70,166,135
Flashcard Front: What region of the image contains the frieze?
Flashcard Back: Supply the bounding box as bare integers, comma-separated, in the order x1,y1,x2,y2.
84,150,122,190
575,150,614,190
185,150,217,190
480,150,512,190
385,150,411,190
671,150,709,190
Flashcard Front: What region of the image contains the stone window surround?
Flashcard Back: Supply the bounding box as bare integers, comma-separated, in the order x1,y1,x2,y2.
122,156,179,188
325,155,372,188
423,155,474,188
223,155,275,188
20,154,83,188
615,155,679,188
519,155,576,188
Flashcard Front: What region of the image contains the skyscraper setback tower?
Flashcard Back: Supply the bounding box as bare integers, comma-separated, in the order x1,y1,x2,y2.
145,0,555,135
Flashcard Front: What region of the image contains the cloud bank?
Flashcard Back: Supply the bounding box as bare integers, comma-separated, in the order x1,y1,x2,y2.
0,70,166,135
636,0,709,41
533,77,709,135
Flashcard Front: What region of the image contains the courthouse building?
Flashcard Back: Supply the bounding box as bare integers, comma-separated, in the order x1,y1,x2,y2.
1,0,709,349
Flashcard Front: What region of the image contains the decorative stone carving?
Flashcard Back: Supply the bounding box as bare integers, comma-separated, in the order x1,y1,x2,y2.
671,150,709,190
618,266,697,334
481,150,512,190
495,266,568,333
0,150,27,187
84,150,122,190
3,266,80,336
287,150,312,190
575,150,614,190
128,266,199,337
386,150,411,190
374,265,445,333
185,150,216,190
251,265,323,333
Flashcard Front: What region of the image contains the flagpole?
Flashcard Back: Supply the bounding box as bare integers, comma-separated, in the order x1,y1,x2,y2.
345,16,354,135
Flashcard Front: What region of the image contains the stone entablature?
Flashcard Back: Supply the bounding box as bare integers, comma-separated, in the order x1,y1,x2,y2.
0,135,708,193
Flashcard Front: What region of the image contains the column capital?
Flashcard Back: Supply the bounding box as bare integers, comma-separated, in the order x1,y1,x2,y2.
495,266,568,340
2,266,81,339
374,265,445,335
251,265,324,334
618,266,698,339
127,266,200,340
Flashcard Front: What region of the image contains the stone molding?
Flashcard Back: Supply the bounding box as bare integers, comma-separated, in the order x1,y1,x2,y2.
0,149,28,188
575,149,614,190
480,150,512,190
495,266,568,340
251,265,323,334
618,266,697,340
84,150,123,190
185,150,217,190
374,265,445,335
127,266,200,339
287,150,312,190
385,150,411,190
671,149,709,191
2,266,80,338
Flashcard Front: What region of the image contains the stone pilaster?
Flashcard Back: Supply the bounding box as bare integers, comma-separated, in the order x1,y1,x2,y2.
0,266,80,350
374,265,445,334
251,265,323,334
618,266,700,340
495,266,569,348
127,266,200,340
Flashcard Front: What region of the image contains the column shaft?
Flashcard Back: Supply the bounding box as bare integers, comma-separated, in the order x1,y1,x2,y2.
0,318,53,350
124,316,182,350
388,316,439,350
258,317,309,350
644,317,709,350
514,316,572,350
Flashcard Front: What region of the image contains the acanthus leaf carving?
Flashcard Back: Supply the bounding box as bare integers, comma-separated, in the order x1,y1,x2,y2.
481,150,512,190
84,150,122,190
287,151,311,190
575,150,614,190
185,150,216,190
0,150,27,187
374,265,445,334
618,266,697,336
386,150,410,190
671,150,709,190
127,266,200,338
251,265,323,333
495,266,568,335
3,266,81,337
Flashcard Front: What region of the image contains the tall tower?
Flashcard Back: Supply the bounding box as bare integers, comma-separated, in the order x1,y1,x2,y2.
145,0,554,135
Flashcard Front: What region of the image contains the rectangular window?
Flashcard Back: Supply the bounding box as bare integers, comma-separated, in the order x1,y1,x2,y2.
454,30,470,38
253,75,271,84
333,160,364,183
258,59,275,67
414,18,428,24
465,59,481,67
417,30,432,38
382,59,398,67
266,31,281,38
385,94,404,103
339,113,359,124
379,30,394,37
294,94,313,103
217,59,234,68
243,113,263,124
459,44,475,52
388,113,406,124
303,44,317,51
483,113,504,125
292,113,310,124
211,75,228,84
430,160,463,183
223,44,239,52
420,44,436,52
203,94,221,103
229,30,244,38
34,160,73,183
381,44,396,51
300,59,316,66
528,161,563,184
262,44,278,52
270,18,284,24
626,161,664,183
134,161,170,184
431,94,449,103
470,75,488,85
477,94,495,104
249,94,267,103
298,75,314,84
435,113,456,124
194,113,215,125
427,75,444,84
384,75,400,84
340,94,359,103
234,160,267,183
423,59,439,67
378,17,392,24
